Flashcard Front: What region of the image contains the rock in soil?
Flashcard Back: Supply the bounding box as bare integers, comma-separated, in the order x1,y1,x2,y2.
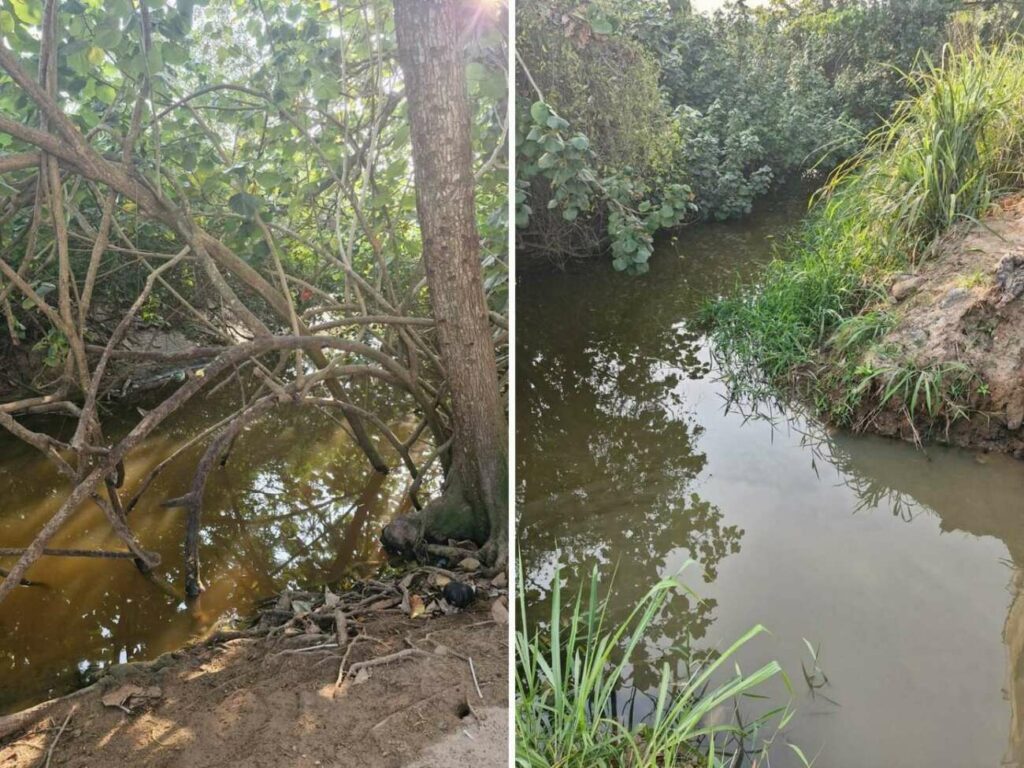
891,275,925,301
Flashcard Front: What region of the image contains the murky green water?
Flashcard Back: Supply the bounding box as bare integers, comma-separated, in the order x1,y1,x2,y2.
517,194,1024,767
0,396,431,714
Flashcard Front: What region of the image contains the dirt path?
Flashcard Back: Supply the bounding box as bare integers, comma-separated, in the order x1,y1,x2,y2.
0,577,508,768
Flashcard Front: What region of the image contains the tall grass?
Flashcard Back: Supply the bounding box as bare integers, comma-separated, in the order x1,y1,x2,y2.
710,41,1024,394
515,564,799,768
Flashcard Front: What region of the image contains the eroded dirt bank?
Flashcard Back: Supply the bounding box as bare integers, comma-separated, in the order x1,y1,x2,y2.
0,569,508,768
823,196,1024,456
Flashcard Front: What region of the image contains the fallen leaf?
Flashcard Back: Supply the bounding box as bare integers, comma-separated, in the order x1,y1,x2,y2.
323,588,340,609
491,572,508,589
431,573,451,588
353,668,371,685
292,600,312,616
102,684,143,710
458,557,481,572
490,597,508,625
408,594,426,619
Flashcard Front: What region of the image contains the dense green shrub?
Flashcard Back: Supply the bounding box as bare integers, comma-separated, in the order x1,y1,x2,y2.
515,0,1023,269
515,0,693,271
516,0,681,181
709,42,1024,422
516,98,694,273
623,0,990,216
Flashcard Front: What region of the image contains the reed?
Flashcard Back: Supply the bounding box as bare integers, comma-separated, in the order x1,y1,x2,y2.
515,564,800,767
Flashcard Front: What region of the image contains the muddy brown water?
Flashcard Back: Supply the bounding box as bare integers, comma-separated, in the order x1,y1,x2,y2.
0,395,432,715
517,194,1024,767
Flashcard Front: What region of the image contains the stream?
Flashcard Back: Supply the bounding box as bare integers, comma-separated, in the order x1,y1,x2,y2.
0,395,429,714
517,192,1024,767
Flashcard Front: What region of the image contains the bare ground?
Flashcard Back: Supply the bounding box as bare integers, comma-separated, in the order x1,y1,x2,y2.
833,195,1024,456
0,572,509,768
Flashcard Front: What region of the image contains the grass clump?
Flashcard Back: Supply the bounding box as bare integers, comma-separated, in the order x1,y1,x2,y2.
515,564,800,768
852,360,980,419
709,41,1024,417
818,354,984,434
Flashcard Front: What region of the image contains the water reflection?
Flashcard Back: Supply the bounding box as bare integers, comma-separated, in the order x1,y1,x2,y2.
0,397,434,713
517,196,805,687
517,192,1024,767
822,428,1024,767
520,326,740,674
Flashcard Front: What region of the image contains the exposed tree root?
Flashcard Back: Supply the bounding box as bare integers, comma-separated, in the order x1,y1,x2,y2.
380,475,498,568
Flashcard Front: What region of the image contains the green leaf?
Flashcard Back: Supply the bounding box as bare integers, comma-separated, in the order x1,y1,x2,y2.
93,26,122,49
228,192,261,218
530,101,550,126
257,170,283,188
569,135,589,151
312,77,338,101
22,281,54,309
146,41,164,72
163,41,189,66
95,83,116,105
542,135,564,153
86,46,105,67
9,0,41,25
78,105,100,128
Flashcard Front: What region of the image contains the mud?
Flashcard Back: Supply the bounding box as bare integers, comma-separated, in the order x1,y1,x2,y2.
832,195,1024,456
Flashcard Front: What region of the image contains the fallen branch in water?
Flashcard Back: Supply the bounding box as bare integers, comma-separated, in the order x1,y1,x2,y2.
0,547,136,559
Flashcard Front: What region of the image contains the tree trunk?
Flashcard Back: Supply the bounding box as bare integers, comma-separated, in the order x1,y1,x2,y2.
388,0,507,567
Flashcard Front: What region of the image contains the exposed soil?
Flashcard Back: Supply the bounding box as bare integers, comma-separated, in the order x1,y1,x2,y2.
0,570,508,768
832,195,1024,456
